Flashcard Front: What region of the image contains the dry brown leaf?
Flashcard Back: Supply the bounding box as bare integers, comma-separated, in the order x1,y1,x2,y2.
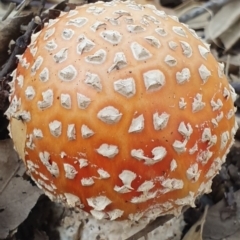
0,139,41,239
203,189,240,240
182,206,208,240
205,1,240,42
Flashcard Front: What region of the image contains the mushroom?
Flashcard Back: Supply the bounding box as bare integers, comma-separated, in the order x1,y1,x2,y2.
6,0,238,221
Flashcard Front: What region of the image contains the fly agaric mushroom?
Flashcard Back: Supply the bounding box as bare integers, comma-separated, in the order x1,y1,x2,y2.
6,0,238,221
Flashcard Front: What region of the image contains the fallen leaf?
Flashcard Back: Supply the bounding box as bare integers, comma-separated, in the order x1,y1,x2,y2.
0,139,41,239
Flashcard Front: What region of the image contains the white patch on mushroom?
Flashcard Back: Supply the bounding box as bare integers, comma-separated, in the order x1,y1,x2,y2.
90,21,106,32
81,177,94,186
179,98,187,109
114,78,136,98
67,124,76,140
161,178,184,193
170,159,177,171
90,210,107,220
168,41,178,50
53,48,68,63
5,96,21,118
178,122,193,139
25,86,35,100
16,55,29,69
140,17,149,26
108,52,127,73
216,111,224,122
189,142,198,155
64,163,78,179
129,212,144,221
31,56,43,75
78,158,88,168
105,17,119,25
16,75,24,88
60,152,67,158
58,65,77,81
128,114,144,133
199,64,211,83
127,25,145,33
197,150,213,165
97,168,110,179
26,134,35,149
186,163,201,182
172,26,187,37
176,68,191,84
77,34,95,54
96,144,119,158
226,109,235,120
143,15,159,24
37,89,53,110
131,42,152,61
107,209,124,220
175,192,195,207
211,118,218,128
145,36,161,48
45,39,57,50
33,128,43,139
180,41,192,58
143,70,165,91
84,72,102,91
172,139,187,154
30,46,38,57
87,196,111,211
152,10,167,19
131,147,167,165
192,93,205,112
39,173,48,181
170,15,179,22
114,170,136,193
13,111,31,122
66,17,88,27
39,151,59,177
81,124,94,138
211,97,223,112
206,157,222,179
86,6,105,15
39,67,49,82
223,87,230,99
155,27,167,36
66,10,78,18
46,19,59,28
64,193,81,208
85,49,106,64
62,28,74,40
198,45,210,59
164,55,177,67
60,93,71,109
220,131,230,150
44,28,55,40
137,181,155,192
49,120,62,137
127,3,143,10
229,85,237,102
131,191,157,203
97,106,122,124
218,62,225,78
125,17,134,24
113,10,131,16
101,30,123,44
153,112,170,130
77,93,91,109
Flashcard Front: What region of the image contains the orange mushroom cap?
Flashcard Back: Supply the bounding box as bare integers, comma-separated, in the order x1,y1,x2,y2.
6,0,238,221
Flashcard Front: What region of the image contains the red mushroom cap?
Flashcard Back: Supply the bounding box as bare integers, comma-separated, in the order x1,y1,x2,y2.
6,0,237,221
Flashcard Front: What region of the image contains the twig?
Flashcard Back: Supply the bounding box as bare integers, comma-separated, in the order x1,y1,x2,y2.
179,0,235,23
125,214,173,240
1,2,16,21
0,19,36,79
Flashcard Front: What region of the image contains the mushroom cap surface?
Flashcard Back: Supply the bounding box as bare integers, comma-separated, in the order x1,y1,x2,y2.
6,0,237,221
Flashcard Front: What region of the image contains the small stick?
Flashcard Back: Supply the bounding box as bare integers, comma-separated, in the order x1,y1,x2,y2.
125,214,173,240
1,2,16,21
